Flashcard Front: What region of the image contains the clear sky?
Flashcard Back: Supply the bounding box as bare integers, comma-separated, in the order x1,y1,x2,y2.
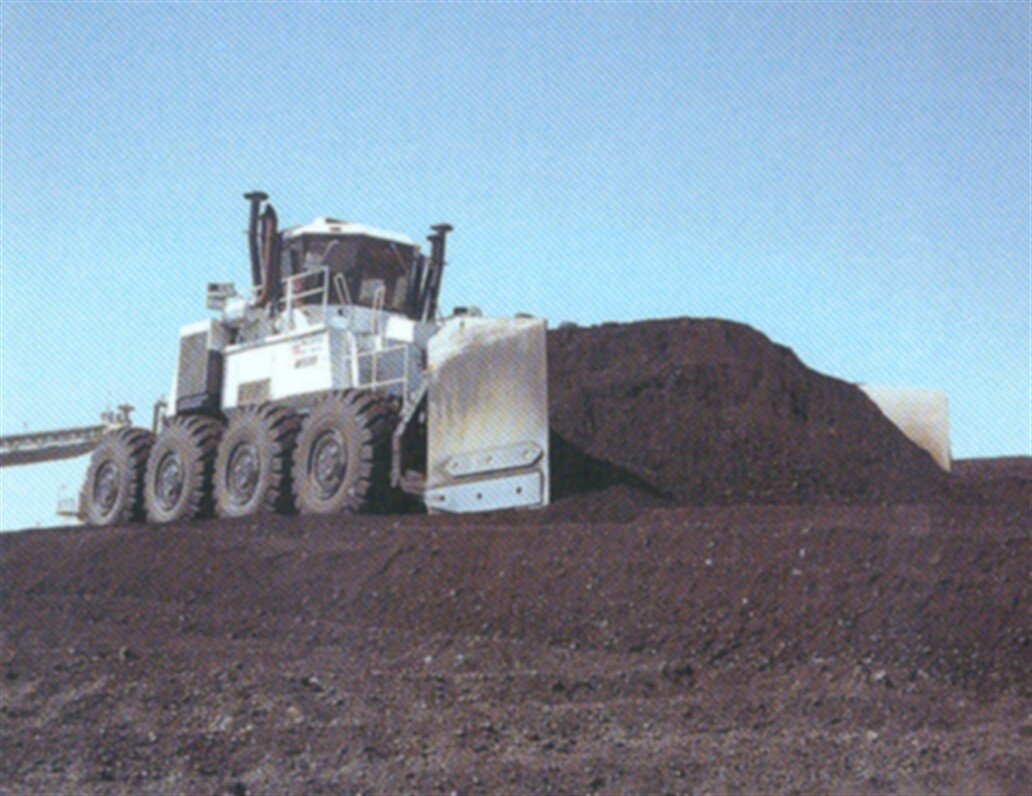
2,1,1029,530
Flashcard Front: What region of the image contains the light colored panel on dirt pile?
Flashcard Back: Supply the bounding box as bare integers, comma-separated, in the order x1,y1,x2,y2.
860,386,951,471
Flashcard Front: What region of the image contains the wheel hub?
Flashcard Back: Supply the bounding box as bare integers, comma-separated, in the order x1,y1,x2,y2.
311,429,347,500
155,450,185,511
93,460,119,515
227,442,260,505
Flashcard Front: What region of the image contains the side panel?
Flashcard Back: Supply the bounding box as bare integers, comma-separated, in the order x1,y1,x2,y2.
425,316,549,512
222,328,347,410
171,319,226,416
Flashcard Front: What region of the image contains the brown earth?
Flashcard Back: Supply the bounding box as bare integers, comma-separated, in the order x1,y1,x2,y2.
2,318,1030,795
547,318,948,505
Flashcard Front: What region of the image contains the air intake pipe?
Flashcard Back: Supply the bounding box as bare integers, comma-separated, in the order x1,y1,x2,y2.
422,223,453,322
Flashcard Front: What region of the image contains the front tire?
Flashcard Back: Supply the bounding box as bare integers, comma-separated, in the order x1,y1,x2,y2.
292,391,396,515
82,427,154,526
144,416,222,524
214,404,299,518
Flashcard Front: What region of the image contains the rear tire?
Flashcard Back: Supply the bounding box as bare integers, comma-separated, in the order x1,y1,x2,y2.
292,391,397,515
214,404,299,518
82,427,154,526
144,416,222,524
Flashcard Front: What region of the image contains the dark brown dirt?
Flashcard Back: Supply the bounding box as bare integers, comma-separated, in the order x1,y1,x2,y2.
547,318,948,505
1,319,1029,795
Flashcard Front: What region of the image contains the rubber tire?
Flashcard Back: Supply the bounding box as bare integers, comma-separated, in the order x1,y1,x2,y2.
292,391,397,515
214,404,300,518
144,416,222,524
82,427,155,526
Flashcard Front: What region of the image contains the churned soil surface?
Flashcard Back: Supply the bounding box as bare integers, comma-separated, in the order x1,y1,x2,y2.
1,466,1029,796
2,318,1029,795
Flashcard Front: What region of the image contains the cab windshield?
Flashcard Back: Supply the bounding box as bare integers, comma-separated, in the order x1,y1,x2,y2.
286,234,415,313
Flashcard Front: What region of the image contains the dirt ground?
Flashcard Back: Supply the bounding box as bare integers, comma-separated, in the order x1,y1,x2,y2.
2,318,1029,794
2,457,1029,796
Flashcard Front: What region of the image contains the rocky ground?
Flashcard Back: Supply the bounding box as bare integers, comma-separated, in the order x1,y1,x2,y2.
2,318,1029,795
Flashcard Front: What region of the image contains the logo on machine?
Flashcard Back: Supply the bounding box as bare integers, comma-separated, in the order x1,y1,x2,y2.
292,338,321,369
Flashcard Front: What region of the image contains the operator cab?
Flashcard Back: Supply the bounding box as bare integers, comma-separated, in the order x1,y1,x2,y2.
280,218,421,316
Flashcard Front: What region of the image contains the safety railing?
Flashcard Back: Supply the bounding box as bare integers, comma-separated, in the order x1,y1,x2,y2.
272,267,416,396
340,337,414,399
278,267,330,320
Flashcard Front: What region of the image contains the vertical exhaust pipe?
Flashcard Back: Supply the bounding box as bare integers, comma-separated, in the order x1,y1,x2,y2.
423,223,453,321
406,252,427,320
258,204,280,308
243,191,268,289
243,191,281,309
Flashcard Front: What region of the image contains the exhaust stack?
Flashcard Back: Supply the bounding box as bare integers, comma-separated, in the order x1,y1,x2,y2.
422,223,453,321
243,191,281,308
243,191,268,289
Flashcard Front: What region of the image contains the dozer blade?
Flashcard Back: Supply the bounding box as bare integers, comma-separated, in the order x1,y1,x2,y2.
425,315,549,513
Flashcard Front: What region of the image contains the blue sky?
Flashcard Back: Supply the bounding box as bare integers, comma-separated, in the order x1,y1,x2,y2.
2,1,1029,530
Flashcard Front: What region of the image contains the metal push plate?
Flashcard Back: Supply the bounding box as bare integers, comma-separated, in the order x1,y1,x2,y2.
426,315,550,512
425,472,544,513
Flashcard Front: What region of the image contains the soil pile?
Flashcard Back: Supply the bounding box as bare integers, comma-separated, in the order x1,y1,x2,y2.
548,317,948,504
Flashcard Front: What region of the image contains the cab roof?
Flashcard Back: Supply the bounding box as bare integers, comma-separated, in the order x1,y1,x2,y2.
280,217,417,247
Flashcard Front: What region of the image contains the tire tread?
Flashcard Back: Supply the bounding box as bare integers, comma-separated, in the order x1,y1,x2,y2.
292,390,398,515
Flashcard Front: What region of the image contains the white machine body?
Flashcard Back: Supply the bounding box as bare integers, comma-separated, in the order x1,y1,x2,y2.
166,255,551,513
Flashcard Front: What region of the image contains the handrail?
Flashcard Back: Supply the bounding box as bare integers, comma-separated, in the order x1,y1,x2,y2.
278,267,330,328
266,268,415,396
371,284,386,338
333,273,352,306
352,341,412,394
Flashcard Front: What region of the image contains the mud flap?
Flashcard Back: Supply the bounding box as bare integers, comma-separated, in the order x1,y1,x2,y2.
425,316,549,512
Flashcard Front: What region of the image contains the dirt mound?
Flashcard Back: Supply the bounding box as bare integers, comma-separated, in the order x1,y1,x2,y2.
548,317,948,504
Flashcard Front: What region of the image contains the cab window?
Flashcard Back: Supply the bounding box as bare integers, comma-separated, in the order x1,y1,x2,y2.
285,235,414,312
